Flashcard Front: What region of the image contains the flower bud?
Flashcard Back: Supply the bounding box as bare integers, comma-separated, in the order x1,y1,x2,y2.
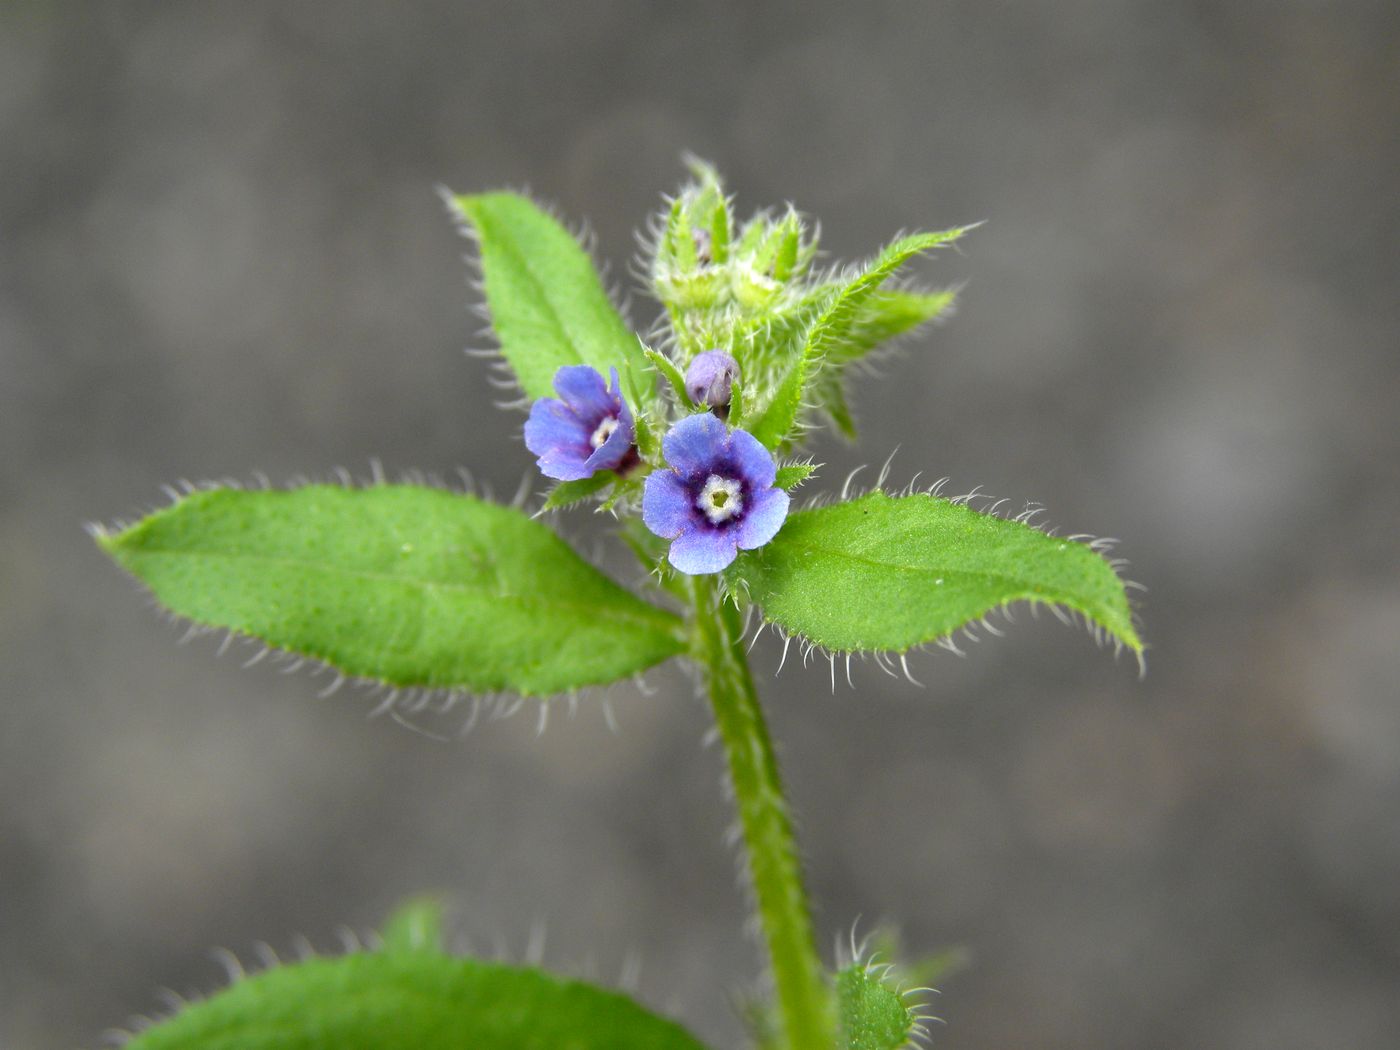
684,350,740,411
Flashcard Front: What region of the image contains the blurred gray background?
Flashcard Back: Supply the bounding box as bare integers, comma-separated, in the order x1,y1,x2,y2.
3,2,1398,1047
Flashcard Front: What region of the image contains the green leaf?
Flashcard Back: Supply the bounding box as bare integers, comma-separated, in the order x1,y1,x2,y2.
728,289,833,436
836,964,918,1050
378,896,447,955
541,473,615,512
838,288,958,364
728,377,747,424
775,463,817,491
122,952,709,1050
731,490,1142,656
450,192,652,406
98,485,685,696
746,229,970,449
644,347,695,408
817,374,859,440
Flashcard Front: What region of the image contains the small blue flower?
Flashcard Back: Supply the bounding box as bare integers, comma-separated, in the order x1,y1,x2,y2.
524,365,637,481
684,350,740,411
643,413,790,575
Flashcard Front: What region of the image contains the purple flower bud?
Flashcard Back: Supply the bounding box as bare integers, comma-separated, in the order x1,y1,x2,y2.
684,350,740,410
642,413,789,575
524,365,636,481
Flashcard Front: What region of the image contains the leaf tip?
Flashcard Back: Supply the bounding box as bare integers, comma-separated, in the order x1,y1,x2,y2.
89,517,133,561
379,894,449,955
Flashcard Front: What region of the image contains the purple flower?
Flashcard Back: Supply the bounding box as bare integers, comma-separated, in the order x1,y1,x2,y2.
524,365,637,481
684,350,740,410
643,413,790,575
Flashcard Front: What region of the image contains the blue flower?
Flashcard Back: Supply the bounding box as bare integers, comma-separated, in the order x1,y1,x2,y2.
684,350,740,411
524,365,637,481
643,413,790,574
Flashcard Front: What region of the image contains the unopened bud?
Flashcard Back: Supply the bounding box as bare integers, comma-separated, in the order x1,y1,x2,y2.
685,350,740,411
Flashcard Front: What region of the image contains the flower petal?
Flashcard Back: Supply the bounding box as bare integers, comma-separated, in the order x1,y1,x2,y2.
727,427,777,489
536,447,593,481
642,470,695,538
553,364,615,422
668,527,738,575
663,412,729,478
524,398,589,459
735,486,790,550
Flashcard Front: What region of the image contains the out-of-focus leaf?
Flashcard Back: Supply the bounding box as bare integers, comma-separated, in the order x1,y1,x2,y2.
122,952,709,1050
378,896,447,955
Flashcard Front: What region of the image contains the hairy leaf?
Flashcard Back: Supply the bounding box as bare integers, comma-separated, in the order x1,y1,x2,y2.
98,485,685,696
775,463,817,491
837,964,918,1050
451,192,652,406
644,347,695,408
541,472,615,511
838,288,957,365
746,229,970,449
122,952,708,1050
816,374,859,439
731,491,1142,655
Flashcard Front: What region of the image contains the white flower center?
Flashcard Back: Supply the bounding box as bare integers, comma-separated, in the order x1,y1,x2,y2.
589,416,619,450
697,474,743,524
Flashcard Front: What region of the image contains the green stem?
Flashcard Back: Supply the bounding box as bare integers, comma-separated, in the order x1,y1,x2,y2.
689,577,835,1049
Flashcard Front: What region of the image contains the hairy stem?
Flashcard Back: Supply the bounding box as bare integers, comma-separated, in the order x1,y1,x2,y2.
690,577,835,1049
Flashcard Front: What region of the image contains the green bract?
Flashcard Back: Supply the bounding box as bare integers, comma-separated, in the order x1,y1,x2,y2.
98,485,684,696
739,230,971,450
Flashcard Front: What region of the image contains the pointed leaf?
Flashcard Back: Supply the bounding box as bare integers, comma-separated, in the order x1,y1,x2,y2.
541,472,615,512
747,229,970,448
98,485,685,696
644,347,696,409
122,952,708,1050
730,491,1142,656
775,463,817,491
817,374,859,439
378,896,447,955
839,288,958,363
451,192,652,406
